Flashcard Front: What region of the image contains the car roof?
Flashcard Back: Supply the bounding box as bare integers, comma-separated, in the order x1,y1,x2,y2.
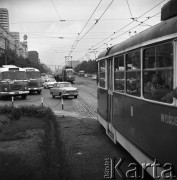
56,82,71,84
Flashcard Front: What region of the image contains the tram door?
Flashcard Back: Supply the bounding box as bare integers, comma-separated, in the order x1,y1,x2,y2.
107,59,114,140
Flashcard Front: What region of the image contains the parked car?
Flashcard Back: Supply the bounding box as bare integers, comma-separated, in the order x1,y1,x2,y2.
43,78,56,89
50,82,78,98
92,74,97,80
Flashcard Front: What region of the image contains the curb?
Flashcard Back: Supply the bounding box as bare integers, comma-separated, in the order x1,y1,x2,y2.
54,110,98,120
54,110,79,118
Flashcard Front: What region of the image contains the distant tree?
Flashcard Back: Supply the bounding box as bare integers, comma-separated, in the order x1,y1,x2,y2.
0,50,52,74
74,60,97,74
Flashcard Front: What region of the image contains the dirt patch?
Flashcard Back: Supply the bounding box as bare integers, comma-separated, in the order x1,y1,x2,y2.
58,116,153,180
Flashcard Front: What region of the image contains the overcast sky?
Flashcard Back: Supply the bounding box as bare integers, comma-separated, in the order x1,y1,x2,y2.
0,0,168,70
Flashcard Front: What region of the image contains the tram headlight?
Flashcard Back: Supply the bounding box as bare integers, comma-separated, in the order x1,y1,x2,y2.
4,88,8,91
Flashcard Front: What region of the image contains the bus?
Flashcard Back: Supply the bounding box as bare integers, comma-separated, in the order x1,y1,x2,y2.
61,66,75,84
78,70,85,77
23,67,43,94
97,0,177,178
0,65,29,99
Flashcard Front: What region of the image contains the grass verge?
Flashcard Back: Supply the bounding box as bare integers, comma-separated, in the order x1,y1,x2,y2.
0,105,69,180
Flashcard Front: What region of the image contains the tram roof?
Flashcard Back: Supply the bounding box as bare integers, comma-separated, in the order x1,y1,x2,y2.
97,15,177,61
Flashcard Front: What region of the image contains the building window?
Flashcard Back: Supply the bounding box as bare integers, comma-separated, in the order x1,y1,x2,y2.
99,60,106,88
114,55,125,93
143,42,173,103
126,50,141,96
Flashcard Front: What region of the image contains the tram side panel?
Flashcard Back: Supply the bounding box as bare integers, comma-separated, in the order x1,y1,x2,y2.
112,93,177,171
97,88,108,122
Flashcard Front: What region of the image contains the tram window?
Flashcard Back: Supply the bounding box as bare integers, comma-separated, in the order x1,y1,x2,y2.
99,61,106,88
126,50,141,96
126,71,141,96
144,47,155,69
126,50,140,70
143,42,173,104
156,43,173,68
114,55,125,92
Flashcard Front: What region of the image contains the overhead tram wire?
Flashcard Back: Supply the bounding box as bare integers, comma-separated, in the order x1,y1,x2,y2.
69,0,115,57
50,0,62,20
78,11,161,62
126,0,134,19
68,0,103,57
92,11,161,51
76,0,115,42
10,18,133,25
90,0,166,50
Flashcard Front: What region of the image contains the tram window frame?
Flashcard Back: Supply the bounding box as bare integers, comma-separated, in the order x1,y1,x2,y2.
143,42,173,104
98,60,106,88
114,55,125,93
126,50,141,97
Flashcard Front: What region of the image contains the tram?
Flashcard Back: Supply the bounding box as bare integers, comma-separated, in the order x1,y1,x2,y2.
97,0,177,178
61,66,75,84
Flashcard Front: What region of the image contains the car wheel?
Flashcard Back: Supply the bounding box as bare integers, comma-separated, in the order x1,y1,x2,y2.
74,95,78,98
37,90,41,94
52,95,55,98
21,94,27,99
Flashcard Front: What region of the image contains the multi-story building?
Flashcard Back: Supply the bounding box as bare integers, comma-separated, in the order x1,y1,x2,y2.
0,25,15,53
11,32,20,42
0,9,28,60
15,41,28,59
28,51,39,64
0,8,9,32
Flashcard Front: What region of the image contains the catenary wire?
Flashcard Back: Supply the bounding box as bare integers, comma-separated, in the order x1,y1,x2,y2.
69,0,115,57
68,0,103,57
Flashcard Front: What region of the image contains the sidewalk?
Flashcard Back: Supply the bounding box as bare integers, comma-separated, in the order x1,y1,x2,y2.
55,111,153,180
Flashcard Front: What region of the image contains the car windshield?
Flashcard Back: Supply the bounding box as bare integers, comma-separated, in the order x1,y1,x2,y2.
66,69,73,76
47,78,56,82
60,83,72,88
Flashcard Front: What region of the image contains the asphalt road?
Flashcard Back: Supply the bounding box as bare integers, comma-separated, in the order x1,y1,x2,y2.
0,76,97,116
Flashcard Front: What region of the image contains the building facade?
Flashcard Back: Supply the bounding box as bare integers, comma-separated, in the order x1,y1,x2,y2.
11,32,20,42
0,9,28,61
28,51,39,64
0,25,15,53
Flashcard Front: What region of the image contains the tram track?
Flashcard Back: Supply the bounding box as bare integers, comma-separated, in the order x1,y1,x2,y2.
72,95,97,119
